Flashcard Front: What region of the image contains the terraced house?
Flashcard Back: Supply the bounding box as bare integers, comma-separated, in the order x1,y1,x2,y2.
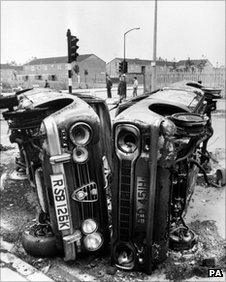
20,54,106,89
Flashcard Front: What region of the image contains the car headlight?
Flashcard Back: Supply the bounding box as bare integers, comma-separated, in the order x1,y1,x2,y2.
81,219,97,234
83,232,103,251
117,129,138,154
69,122,92,146
72,146,88,163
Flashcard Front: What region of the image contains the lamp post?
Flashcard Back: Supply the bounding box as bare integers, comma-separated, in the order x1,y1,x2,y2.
151,0,158,91
123,27,140,63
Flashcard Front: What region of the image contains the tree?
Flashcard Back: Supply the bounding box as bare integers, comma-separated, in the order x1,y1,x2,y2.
73,64,79,75
197,60,206,73
185,57,193,72
25,57,37,64
8,60,18,66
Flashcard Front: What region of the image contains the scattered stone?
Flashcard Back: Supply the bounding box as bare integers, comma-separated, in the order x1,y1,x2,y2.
97,270,105,277
0,144,15,151
193,266,208,277
41,265,50,274
106,266,117,275
37,258,44,263
202,257,216,267
89,262,97,268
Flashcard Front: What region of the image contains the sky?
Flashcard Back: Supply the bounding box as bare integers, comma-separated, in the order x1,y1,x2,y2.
1,1,225,66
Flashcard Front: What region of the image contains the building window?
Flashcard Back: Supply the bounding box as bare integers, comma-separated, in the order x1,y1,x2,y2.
43,65,47,71
35,75,42,80
57,65,61,70
48,75,57,81
31,66,35,71
25,75,29,81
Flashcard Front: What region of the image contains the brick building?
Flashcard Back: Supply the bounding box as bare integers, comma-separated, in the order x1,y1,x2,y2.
106,58,174,78
20,54,106,89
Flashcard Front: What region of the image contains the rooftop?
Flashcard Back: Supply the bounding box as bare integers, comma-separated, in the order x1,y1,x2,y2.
0,64,23,70
25,54,94,65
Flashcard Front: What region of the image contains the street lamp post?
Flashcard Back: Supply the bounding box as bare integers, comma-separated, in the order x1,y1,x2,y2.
151,0,158,91
123,27,140,64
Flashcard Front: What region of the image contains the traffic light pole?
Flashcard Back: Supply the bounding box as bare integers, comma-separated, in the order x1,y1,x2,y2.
67,29,73,94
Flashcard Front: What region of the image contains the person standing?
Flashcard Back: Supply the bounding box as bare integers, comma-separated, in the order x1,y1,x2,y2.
133,76,138,97
117,74,127,103
106,74,113,98
44,80,50,88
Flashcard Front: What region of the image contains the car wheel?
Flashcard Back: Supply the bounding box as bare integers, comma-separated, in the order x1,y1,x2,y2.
169,226,196,251
0,95,18,109
21,224,60,257
3,107,48,129
170,112,206,136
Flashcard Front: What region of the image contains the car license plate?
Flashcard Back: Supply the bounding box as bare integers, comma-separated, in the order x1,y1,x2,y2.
50,174,71,231
136,176,148,225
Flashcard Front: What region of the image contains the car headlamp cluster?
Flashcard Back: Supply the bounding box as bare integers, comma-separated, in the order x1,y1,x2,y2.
81,219,103,251
69,122,92,146
117,129,139,154
70,122,92,163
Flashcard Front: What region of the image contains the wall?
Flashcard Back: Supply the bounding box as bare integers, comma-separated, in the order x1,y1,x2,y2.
145,69,225,97
74,55,106,88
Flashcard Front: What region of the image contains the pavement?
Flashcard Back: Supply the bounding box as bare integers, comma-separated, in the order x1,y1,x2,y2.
0,238,53,281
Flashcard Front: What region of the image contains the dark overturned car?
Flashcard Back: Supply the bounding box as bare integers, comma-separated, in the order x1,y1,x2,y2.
0,88,112,260
111,81,222,274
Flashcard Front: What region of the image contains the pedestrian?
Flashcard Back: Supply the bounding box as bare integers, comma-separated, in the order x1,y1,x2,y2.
117,74,127,103
133,77,138,97
44,80,50,88
106,74,112,98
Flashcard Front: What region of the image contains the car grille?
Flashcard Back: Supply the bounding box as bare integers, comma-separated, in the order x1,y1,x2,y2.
73,162,98,220
119,160,132,241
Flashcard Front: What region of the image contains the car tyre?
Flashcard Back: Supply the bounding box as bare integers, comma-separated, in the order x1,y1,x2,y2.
170,112,206,136
0,95,18,109
3,107,48,129
21,224,59,257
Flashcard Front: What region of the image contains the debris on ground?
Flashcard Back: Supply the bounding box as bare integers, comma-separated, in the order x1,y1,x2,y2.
0,144,15,151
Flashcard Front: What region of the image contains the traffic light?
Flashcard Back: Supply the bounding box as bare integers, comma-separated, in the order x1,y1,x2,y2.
70,36,79,62
123,60,128,73
67,29,79,63
119,61,123,73
119,60,128,73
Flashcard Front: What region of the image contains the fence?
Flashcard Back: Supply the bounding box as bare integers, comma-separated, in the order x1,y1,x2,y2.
145,71,225,97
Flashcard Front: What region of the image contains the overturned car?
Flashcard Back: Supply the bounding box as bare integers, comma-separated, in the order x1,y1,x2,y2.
111,82,221,273
0,88,112,260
